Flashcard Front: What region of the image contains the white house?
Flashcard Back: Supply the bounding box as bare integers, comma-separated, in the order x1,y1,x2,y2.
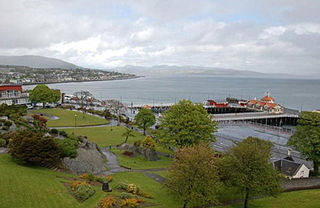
273,154,310,179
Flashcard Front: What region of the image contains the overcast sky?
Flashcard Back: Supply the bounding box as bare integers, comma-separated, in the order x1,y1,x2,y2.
1,0,320,75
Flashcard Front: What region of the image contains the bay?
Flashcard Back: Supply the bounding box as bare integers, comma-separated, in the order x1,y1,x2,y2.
24,75,320,111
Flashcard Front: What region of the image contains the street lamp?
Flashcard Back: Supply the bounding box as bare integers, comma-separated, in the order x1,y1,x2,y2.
74,114,78,134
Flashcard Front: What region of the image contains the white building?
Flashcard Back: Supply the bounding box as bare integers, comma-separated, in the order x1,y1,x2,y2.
0,85,29,105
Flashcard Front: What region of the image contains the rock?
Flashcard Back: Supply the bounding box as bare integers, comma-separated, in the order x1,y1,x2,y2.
62,139,107,175
117,143,159,161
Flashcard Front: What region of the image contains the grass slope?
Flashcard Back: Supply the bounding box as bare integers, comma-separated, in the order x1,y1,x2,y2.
110,172,181,208
218,189,320,208
112,149,172,170
0,154,105,208
31,108,109,127
62,126,144,147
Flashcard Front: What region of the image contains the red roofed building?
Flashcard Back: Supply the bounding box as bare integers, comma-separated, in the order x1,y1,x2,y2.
204,99,229,108
247,92,283,114
0,85,29,105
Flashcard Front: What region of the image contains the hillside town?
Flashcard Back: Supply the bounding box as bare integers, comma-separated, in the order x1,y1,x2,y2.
0,65,136,85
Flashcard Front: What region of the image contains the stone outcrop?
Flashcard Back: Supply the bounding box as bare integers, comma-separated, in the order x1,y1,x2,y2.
62,138,107,175
118,143,159,161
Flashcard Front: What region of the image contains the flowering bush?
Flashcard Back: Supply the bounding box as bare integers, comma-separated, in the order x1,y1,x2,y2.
98,196,117,208
70,181,87,191
79,173,88,179
120,198,144,208
142,136,155,150
117,183,152,199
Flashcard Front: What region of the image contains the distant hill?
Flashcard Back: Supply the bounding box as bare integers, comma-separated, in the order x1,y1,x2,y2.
0,55,80,69
113,65,290,78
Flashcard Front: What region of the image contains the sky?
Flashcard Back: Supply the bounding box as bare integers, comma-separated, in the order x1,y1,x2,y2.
0,0,320,76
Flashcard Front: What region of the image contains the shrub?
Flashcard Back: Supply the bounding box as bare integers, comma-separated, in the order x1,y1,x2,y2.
118,183,152,199
98,196,117,208
70,181,87,191
9,130,60,166
126,184,139,195
2,126,9,131
50,128,59,134
59,130,68,137
74,184,95,201
87,173,95,181
142,136,155,150
133,140,141,147
120,192,133,199
96,175,113,183
79,173,88,179
55,137,78,158
120,198,144,208
0,138,6,147
4,120,12,127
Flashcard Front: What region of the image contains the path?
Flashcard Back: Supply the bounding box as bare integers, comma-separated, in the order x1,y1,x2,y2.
101,148,128,174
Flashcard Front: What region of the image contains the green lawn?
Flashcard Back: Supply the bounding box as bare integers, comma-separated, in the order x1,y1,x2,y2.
148,170,169,178
62,126,174,155
216,189,320,208
31,108,109,127
62,126,144,147
112,149,172,170
0,154,105,208
110,172,181,208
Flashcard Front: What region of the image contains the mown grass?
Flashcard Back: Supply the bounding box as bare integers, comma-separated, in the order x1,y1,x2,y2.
216,189,320,208
62,126,144,147
31,108,109,127
62,126,173,154
0,154,105,208
109,172,181,208
112,149,172,170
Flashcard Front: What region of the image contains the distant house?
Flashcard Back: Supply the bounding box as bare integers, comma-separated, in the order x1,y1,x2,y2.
0,85,29,105
273,153,310,179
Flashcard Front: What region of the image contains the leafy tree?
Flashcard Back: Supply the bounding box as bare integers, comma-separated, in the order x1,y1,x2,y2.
122,128,135,143
29,84,61,106
288,111,320,175
9,130,60,166
220,137,281,208
157,100,217,148
165,142,221,208
135,108,156,135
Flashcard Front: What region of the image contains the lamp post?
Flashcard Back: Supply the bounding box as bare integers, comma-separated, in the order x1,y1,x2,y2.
74,114,77,134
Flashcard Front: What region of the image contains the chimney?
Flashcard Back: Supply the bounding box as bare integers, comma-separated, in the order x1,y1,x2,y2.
287,148,292,157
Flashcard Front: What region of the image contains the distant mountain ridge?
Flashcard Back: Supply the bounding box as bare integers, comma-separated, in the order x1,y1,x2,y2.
113,65,291,78
0,55,79,69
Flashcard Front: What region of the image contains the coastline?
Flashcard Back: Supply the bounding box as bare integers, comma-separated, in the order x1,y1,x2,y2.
22,75,143,86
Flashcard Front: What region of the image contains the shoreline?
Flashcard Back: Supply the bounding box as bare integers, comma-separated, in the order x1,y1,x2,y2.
22,75,143,86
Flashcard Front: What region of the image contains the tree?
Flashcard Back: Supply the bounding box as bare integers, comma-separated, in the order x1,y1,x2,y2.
288,111,320,175
157,100,217,148
220,137,281,208
135,108,156,135
122,128,135,143
29,84,61,106
165,142,221,208
9,130,60,166
105,99,126,126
